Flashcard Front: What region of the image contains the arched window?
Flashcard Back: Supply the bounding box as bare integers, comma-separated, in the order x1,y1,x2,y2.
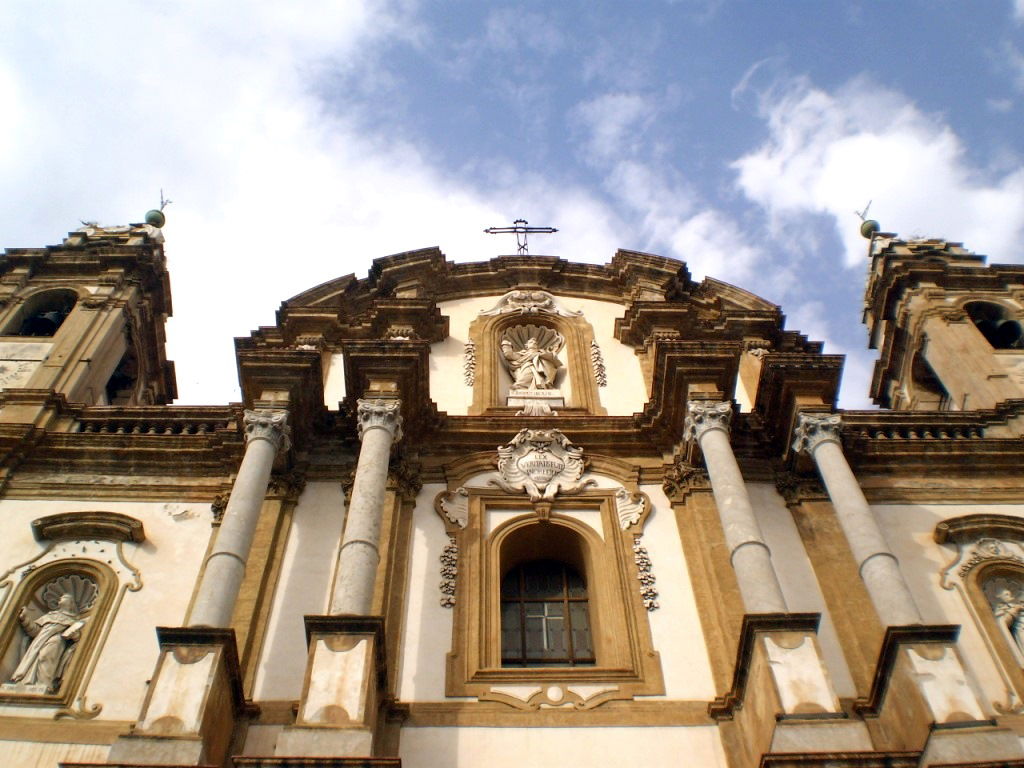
965,301,1024,350
7,290,78,337
500,559,593,667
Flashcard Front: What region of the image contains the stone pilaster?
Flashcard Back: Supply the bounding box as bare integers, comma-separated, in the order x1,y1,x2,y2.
684,400,787,614
190,409,291,628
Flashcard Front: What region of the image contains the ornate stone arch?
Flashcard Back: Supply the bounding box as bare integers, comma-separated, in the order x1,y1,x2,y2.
467,291,606,416
936,514,1024,712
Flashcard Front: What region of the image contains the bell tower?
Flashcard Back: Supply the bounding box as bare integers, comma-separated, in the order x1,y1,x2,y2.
0,217,177,416
862,221,1024,411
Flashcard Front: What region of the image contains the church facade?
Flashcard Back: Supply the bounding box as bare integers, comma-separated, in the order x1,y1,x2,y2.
0,220,1023,767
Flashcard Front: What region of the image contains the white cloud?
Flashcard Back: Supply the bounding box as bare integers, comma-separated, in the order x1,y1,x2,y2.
733,76,1024,267
1016,0,1024,21
572,93,654,163
0,2,627,404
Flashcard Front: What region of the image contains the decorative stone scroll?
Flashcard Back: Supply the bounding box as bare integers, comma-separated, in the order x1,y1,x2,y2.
437,487,469,529
479,290,582,318
590,341,607,387
491,429,595,502
614,488,648,530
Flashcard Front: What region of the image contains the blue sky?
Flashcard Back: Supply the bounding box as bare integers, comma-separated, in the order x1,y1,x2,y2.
3,1,1024,408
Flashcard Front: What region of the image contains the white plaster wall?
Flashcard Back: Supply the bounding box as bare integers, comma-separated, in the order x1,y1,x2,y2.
322,352,346,409
397,483,458,703
873,502,1024,711
253,481,348,701
430,295,647,417
748,483,856,697
0,740,109,766
640,484,717,699
400,725,727,768
0,498,212,721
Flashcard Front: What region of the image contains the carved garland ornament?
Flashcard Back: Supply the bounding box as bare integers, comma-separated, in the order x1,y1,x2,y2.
590,340,607,387
633,537,659,611
491,429,595,502
439,536,458,608
463,340,476,386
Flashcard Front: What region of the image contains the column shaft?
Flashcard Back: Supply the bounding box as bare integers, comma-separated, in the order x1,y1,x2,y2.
330,398,403,616
190,410,289,628
811,439,921,626
688,401,788,614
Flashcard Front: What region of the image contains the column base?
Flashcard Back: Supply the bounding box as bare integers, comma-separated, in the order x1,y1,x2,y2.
711,614,871,766
855,625,1024,763
271,615,386,759
107,627,249,767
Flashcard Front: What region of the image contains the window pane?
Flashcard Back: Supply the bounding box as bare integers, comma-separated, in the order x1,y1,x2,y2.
500,559,592,666
501,601,522,659
566,568,586,598
570,602,593,658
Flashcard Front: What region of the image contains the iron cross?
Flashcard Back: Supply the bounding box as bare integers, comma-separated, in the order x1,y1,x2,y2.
484,218,558,255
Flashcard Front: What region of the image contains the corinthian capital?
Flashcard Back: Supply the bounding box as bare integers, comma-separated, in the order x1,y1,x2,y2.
791,412,842,455
683,400,733,442
357,398,403,442
243,409,291,452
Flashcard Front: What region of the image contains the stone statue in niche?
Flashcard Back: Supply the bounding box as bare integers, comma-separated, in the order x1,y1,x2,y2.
500,325,564,390
990,580,1024,657
5,574,97,694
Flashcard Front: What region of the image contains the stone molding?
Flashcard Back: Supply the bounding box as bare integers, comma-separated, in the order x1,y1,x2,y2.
683,400,733,442
791,412,843,455
243,409,291,452
356,398,403,442
31,511,145,543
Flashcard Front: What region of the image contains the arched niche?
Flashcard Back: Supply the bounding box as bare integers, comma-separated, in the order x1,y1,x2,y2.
937,513,1024,711
467,299,606,416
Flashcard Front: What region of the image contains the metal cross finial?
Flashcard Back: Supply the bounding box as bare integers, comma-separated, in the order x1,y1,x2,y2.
484,218,558,255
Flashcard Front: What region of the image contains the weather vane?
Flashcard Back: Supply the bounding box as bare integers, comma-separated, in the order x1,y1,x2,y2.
484,218,557,255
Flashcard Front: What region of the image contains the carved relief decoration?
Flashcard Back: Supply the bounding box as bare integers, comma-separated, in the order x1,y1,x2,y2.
662,458,710,501
633,536,659,611
938,524,1024,713
614,488,649,530
491,429,595,502
437,487,469,529
0,360,38,389
463,341,476,386
500,325,565,391
479,290,583,318
439,536,458,608
683,400,733,442
590,341,607,387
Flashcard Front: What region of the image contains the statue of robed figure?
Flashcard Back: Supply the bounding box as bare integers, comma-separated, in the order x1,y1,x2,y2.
10,592,87,693
499,324,565,391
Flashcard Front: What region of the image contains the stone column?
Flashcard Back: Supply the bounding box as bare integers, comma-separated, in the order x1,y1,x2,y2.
685,400,787,613
189,409,290,628
792,412,921,627
330,397,403,616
